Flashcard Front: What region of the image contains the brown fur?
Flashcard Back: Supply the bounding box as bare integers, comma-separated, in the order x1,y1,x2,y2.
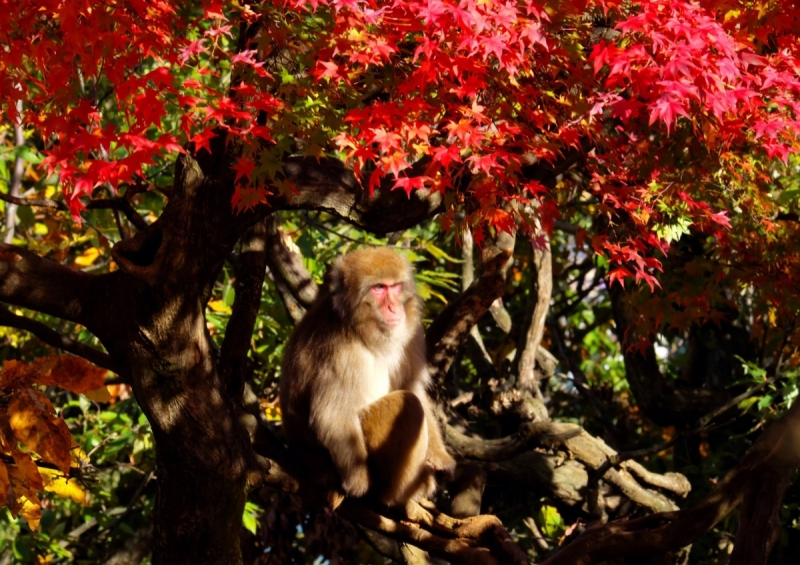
280,248,455,511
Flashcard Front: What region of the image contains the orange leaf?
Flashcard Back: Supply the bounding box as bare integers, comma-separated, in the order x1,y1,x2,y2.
1,421,46,529
8,389,72,474
4,443,44,491
32,355,108,394
1,355,108,394
0,359,37,390
0,462,9,502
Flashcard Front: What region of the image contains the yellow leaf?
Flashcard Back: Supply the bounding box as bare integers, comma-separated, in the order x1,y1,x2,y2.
70,443,88,468
207,299,232,313
40,468,88,505
83,386,112,403
19,495,42,531
74,247,100,267
260,399,282,422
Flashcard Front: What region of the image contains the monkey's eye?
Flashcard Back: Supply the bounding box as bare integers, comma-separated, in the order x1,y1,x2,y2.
370,283,403,299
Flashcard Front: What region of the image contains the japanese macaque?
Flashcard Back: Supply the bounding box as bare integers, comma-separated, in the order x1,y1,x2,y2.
280,247,456,514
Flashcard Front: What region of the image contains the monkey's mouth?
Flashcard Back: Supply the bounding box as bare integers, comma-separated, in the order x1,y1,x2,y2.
384,316,403,328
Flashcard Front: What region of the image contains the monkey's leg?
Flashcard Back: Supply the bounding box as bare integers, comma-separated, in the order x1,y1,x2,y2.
359,390,434,508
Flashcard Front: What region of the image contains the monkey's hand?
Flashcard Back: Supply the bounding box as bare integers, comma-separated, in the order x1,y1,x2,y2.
427,449,456,481
341,463,370,498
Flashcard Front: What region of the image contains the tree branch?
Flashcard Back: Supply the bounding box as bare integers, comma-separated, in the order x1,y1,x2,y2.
219,218,270,399
338,502,527,565
274,157,444,234
540,395,800,565
609,283,734,425
0,191,148,231
449,418,689,513
4,98,24,244
264,214,318,315
0,304,117,372
0,242,112,331
426,230,515,385
460,227,495,372
514,232,552,391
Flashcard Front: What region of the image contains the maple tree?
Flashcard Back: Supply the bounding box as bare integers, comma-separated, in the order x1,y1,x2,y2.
2,0,800,563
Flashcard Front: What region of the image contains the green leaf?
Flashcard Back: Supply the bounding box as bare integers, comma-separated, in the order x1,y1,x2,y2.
536,504,564,538
424,241,462,263
757,394,774,410
242,501,260,535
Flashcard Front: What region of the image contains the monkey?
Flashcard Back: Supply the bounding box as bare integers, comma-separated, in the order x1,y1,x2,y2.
280,247,456,515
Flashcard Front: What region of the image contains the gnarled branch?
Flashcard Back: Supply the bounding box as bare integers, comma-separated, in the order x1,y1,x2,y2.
540,395,800,565
0,242,112,332
275,157,444,234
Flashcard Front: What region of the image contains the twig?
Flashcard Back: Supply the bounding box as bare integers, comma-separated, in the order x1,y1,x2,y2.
0,189,148,230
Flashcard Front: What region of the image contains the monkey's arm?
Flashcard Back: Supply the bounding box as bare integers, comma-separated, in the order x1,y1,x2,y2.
310,388,371,497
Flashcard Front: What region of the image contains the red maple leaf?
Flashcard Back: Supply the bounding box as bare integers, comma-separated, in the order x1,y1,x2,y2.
232,156,256,183
191,129,217,154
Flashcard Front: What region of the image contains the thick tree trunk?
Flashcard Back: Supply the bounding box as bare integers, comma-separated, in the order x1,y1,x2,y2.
100,141,257,564
123,315,251,565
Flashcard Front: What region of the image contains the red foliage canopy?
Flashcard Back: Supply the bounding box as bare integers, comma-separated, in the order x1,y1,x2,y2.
1,0,799,291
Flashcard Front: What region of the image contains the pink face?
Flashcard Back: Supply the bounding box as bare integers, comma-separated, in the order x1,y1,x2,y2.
370,282,405,327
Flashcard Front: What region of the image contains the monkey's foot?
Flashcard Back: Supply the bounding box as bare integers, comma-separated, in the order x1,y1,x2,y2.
405,499,462,536
404,499,434,525
327,489,345,510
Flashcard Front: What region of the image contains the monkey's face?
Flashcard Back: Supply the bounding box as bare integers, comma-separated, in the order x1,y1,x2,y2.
329,248,419,341
369,283,406,328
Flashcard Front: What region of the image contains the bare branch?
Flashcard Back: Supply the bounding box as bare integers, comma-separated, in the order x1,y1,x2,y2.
446,421,581,462
461,227,494,371
515,232,552,391
219,218,270,399
264,214,318,309
93,197,148,231
276,157,444,234
338,502,527,565
4,98,25,244
0,191,148,231
0,304,117,372
609,283,734,425
426,230,515,384
450,418,688,513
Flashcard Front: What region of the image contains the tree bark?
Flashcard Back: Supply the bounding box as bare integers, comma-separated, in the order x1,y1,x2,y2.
515,231,552,391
